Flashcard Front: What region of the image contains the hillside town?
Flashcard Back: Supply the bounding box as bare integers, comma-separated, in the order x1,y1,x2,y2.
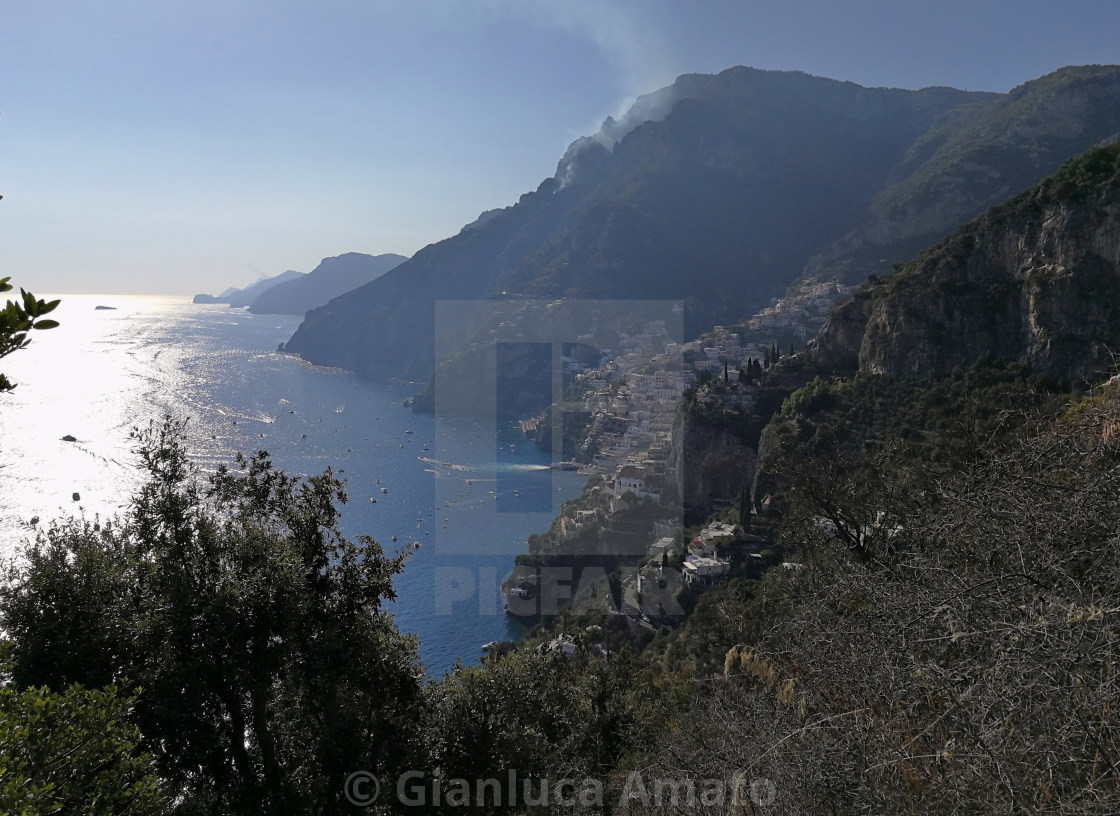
532,278,852,488
513,279,850,619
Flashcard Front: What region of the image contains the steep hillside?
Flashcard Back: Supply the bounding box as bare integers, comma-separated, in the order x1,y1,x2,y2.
249,252,407,316
284,68,990,381
286,65,1120,387
808,143,1120,385
805,64,1120,284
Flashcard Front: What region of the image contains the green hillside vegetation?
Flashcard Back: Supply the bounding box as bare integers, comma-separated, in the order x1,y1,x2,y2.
765,360,1065,464
803,140,1120,393
3,374,1118,813
884,141,1120,294
873,66,1120,221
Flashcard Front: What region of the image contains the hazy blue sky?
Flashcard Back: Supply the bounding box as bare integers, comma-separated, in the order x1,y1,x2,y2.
3,0,1118,295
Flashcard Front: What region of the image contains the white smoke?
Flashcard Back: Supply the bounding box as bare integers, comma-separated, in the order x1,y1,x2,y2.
490,0,678,93
555,83,682,187
480,0,684,187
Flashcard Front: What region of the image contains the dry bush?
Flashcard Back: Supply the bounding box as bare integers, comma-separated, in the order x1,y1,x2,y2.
623,386,1120,814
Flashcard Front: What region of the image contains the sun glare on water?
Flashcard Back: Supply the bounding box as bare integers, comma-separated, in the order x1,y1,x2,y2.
0,295,196,551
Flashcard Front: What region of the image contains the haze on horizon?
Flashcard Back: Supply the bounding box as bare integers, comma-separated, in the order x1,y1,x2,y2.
3,0,1118,296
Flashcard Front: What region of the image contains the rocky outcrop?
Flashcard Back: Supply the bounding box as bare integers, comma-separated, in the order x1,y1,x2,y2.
811,144,1120,386
669,403,756,513
802,291,875,376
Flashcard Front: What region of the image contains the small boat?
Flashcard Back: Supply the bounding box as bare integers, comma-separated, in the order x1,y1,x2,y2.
61,434,77,442
381,487,388,494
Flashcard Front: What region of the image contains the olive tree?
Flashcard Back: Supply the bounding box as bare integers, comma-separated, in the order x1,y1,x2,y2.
3,419,424,814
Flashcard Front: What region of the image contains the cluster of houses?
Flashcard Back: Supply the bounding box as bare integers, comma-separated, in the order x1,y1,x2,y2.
527,284,851,601
746,280,853,338
646,521,738,587
685,325,770,374
556,508,598,542
565,281,854,496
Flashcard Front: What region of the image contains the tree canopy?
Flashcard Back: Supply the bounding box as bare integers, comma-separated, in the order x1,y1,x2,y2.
2,419,423,813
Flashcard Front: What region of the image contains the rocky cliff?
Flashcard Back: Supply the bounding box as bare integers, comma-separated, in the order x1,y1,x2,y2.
669,398,756,515
808,143,1120,386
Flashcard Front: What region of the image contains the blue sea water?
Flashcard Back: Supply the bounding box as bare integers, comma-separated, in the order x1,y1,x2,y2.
0,295,584,675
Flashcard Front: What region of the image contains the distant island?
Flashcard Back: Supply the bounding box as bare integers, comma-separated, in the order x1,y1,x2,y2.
94,305,117,310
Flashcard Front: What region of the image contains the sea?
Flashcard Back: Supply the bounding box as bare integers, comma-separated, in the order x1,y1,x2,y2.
0,294,585,675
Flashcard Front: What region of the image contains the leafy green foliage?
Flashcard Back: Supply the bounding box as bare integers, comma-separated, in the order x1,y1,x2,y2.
2,419,422,814
0,277,60,393
1027,140,1120,204
427,649,644,788
0,648,165,816
769,360,1065,465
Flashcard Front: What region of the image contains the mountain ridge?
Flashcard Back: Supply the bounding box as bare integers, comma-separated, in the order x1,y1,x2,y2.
193,269,304,307
284,64,1120,387
806,142,1120,386
249,252,407,316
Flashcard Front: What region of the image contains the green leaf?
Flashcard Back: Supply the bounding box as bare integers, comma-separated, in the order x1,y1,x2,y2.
41,299,61,314
32,320,59,330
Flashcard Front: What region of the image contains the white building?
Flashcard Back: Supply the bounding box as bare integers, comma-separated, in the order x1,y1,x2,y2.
682,554,730,586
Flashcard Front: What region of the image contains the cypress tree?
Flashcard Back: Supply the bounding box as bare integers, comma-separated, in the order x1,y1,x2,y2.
738,481,752,530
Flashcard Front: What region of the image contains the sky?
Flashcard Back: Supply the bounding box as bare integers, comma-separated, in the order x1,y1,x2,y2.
2,0,1118,296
